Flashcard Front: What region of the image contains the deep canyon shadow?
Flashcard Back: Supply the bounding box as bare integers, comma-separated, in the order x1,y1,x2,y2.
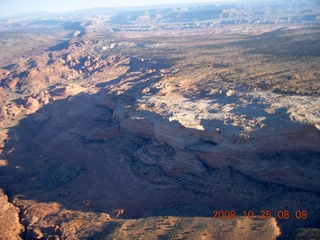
0,66,319,239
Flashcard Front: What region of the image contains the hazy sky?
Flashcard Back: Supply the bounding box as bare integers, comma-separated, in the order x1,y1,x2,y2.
0,0,242,18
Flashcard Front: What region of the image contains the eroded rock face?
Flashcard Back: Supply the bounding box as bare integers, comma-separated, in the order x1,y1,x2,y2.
12,198,112,240
0,21,319,240
103,78,320,192
0,189,24,240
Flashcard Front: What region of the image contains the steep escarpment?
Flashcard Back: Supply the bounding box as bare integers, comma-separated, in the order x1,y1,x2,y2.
0,189,24,239
1,22,319,239
97,71,320,192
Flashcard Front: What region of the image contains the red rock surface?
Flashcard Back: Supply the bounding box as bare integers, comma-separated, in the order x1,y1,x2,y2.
0,21,319,239
0,189,24,240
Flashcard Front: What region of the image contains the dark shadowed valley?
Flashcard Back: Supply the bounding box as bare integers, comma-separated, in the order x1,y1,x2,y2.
0,0,320,239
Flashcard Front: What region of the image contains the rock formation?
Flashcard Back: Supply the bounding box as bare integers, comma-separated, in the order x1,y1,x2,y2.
0,7,319,239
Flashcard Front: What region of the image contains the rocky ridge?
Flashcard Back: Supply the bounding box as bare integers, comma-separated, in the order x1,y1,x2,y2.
0,21,319,239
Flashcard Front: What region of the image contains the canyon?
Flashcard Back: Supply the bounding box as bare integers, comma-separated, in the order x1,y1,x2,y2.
0,1,320,239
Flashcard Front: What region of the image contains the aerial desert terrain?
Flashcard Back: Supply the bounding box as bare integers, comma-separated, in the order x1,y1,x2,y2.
0,0,319,239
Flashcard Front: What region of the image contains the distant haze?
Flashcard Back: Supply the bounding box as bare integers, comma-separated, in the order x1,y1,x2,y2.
0,0,242,18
